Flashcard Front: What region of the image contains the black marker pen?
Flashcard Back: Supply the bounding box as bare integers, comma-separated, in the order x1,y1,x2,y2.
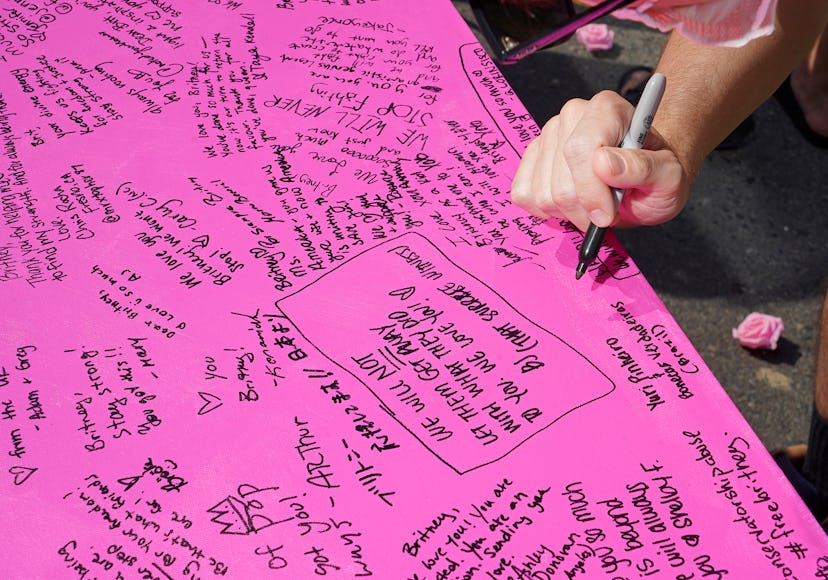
576,73,666,280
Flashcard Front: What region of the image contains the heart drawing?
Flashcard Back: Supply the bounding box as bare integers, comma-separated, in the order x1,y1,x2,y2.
9,466,38,486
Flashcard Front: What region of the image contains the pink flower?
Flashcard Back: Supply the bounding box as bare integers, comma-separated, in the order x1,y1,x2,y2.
732,312,784,350
576,24,615,52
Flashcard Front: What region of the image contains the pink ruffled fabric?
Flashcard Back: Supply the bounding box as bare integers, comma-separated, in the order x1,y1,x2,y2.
581,0,778,47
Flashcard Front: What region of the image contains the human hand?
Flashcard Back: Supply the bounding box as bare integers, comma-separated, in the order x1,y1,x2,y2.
510,90,694,232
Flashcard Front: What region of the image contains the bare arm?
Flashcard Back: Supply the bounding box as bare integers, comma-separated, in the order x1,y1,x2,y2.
655,0,828,177
511,0,828,231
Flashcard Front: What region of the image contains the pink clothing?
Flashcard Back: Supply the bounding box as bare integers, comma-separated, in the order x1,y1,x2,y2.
584,0,778,47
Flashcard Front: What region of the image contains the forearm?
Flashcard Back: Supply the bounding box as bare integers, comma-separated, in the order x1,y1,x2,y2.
653,0,828,176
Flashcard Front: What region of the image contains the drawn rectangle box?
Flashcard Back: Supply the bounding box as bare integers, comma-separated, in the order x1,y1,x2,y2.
277,233,614,473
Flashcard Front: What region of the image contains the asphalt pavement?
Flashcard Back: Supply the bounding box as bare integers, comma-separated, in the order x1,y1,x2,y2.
453,2,828,450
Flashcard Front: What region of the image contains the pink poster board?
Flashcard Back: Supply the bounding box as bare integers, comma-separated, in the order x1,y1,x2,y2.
1,0,826,578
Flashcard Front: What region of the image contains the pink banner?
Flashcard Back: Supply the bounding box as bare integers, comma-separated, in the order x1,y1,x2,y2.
0,0,826,578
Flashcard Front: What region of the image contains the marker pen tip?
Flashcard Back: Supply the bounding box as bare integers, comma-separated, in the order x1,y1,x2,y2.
575,263,586,280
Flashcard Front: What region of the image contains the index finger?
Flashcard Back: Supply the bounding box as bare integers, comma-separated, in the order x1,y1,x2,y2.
561,91,633,228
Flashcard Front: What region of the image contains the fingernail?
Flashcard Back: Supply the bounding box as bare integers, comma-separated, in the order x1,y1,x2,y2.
589,208,611,227
605,150,625,175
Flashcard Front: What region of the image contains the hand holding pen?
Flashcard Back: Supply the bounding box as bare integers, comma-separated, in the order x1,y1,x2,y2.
576,73,666,279
511,73,690,268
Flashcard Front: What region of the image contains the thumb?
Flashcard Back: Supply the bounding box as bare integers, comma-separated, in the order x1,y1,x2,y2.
593,147,682,193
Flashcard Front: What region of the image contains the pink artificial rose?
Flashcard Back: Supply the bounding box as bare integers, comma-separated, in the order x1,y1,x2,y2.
576,23,615,52
732,312,784,350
